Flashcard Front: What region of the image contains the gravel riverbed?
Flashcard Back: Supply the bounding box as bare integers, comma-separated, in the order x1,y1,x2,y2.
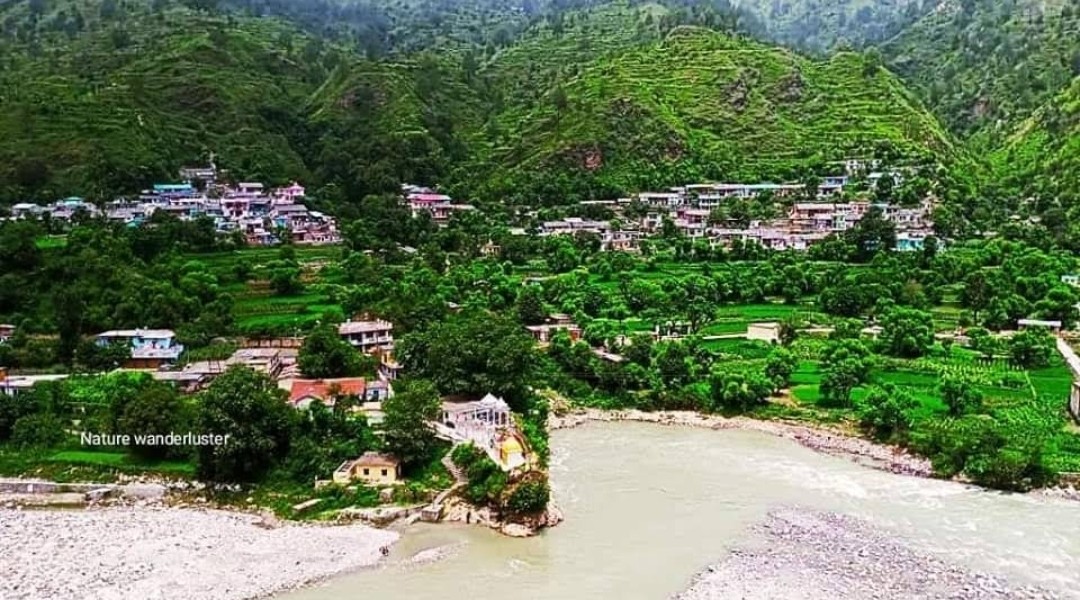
676,509,1059,600
0,506,398,600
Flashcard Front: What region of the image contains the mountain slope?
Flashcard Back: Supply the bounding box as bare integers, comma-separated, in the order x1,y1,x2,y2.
991,75,1080,202
0,2,476,202
468,24,958,203
882,0,1080,141
0,0,963,207
735,0,928,53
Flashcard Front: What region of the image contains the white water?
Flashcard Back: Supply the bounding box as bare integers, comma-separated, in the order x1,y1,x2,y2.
281,421,1080,599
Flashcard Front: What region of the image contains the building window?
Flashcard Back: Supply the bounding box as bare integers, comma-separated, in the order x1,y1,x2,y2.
381,469,388,476
363,468,369,476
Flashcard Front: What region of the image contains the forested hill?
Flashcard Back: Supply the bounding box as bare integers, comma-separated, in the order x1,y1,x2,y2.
461,15,958,204
881,0,1080,143
733,0,929,54
0,0,962,206
990,76,1080,207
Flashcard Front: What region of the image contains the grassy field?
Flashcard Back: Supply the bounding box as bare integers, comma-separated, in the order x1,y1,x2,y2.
782,342,1080,472
0,448,196,481
189,245,347,334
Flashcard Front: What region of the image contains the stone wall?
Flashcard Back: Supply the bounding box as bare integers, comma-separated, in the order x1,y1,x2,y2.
1054,338,1080,423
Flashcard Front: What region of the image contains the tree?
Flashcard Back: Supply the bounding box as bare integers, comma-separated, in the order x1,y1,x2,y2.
196,367,295,483
383,379,442,469
398,310,538,411
708,368,772,412
11,413,67,449
819,339,873,408
844,206,896,261
778,316,798,346
515,285,547,325
1034,286,1079,328
862,47,884,77
856,384,917,440
1008,329,1053,368
623,332,654,367
873,173,895,203
878,307,934,358
506,478,550,516
75,339,130,372
298,324,364,379
961,271,991,318
764,347,796,391
119,383,189,461
268,261,302,295
940,376,983,417
653,341,693,389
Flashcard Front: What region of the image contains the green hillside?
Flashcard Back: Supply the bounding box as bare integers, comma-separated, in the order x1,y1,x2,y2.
469,24,958,203
882,0,1080,142
0,0,964,206
735,0,928,53
991,76,1080,203
0,2,477,202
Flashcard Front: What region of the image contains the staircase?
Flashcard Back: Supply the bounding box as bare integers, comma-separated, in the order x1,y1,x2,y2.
441,453,467,485
422,454,467,523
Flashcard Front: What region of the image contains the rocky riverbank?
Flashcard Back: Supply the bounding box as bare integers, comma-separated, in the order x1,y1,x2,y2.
438,495,564,537
550,409,933,477
0,506,398,600
675,508,1058,600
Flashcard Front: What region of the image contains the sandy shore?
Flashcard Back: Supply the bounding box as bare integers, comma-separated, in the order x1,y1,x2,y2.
675,508,1058,600
550,408,934,477
0,506,398,600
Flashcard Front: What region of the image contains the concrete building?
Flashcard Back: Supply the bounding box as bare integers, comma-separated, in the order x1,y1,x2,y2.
333,452,401,485
337,319,394,354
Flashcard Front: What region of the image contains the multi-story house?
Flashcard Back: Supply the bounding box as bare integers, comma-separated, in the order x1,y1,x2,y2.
96,328,184,369
338,319,395,354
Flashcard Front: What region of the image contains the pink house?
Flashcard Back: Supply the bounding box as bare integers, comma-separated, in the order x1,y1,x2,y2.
274,182,306,202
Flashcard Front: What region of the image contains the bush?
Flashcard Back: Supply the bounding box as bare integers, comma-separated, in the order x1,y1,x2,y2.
451,443,485,470
463,455,508,506
506,479,550,516
855,384,917,441
11,413,67,449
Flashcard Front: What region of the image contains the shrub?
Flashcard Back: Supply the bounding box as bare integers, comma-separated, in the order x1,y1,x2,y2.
11,413,67,449
506,479,550,516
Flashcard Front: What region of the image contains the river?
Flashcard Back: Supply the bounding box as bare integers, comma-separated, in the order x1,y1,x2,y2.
280,421,1080,599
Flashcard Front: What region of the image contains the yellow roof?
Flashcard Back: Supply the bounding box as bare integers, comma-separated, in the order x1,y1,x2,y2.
500,438,524,453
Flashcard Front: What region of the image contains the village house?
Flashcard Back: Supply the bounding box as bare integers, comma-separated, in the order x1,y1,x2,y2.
654,321,693,341
149,370,210,394
0,324,15,343
225,347,285,378
15,173,339,246
402,185,475,226
746,322,781,344
525,314,583,344
288,378,391,409
600,228,642,252
0,372,70,397
96,329,184,369
337,318,395,354
1018,319,1063,333
333,452,401,485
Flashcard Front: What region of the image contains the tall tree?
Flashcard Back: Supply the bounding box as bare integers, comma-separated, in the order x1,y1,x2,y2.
382,379,442,469
399,310,538,411
298,324,365,379
196,367,295,483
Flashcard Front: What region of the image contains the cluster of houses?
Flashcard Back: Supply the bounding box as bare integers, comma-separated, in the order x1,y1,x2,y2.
530,167,935,252
0,317,534,490
7,166,340,246
402,184,476,227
